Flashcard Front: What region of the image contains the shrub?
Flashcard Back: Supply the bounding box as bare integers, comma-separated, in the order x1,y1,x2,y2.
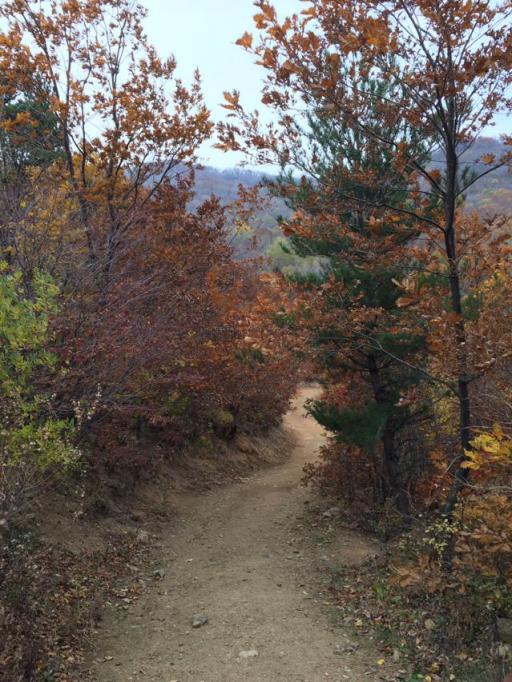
0,268,79,522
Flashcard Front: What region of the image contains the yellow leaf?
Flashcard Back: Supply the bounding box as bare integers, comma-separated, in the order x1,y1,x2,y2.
492,423,504,439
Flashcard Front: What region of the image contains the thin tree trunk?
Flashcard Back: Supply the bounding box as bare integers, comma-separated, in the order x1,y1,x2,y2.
368,354,409,514
440,115,472,519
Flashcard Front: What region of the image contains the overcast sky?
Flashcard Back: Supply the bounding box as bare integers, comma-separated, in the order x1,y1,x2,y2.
142,0,510,169
142,0,301,168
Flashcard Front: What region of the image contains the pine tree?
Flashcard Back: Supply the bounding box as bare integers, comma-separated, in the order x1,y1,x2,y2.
273,75,431,512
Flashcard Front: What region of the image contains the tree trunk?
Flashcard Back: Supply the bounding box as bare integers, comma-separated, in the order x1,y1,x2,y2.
440,114,472,520
368,354,409,514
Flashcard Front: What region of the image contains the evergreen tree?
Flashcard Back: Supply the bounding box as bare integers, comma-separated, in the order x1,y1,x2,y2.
274,75,432,513
0,82,64,181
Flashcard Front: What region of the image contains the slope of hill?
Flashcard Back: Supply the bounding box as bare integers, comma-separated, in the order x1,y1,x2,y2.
191,137,512,261
433,137,512,212
191,167,288,260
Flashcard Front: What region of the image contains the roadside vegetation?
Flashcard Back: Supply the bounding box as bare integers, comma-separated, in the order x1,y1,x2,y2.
219,0,512,678
1,0,512,680
0,1,298,678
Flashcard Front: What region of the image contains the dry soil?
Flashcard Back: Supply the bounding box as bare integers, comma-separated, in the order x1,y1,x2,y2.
87,386,394,682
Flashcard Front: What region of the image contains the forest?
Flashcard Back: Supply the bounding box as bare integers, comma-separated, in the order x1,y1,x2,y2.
1,1,512,681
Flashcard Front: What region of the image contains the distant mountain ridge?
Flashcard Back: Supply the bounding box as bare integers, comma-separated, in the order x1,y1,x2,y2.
432,137,512,212
190,137,512,258
193,137,511,210
190,167,286,259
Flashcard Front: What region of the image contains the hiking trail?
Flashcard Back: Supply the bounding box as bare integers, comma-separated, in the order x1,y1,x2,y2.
88,386,393,682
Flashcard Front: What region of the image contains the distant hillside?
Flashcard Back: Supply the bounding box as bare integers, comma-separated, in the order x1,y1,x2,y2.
432,137,512,213
191,167,266,206
191,167,288,260
190,137,512,261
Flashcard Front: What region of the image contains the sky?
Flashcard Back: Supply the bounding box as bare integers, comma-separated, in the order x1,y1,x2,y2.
142,0,301,168
141,0,511,169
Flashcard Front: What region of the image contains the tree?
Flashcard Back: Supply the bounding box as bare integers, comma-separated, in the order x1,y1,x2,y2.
0,81,64,270
0,83,63,177
265,73,433,513
0,0,299,477
219,0,512,517
0,0,212,290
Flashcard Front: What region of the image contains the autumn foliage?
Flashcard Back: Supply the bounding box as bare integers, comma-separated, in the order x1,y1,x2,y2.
2,0,512,677
222,0,512,672
0,0,297,485
223,0,512,497
0,5,298,676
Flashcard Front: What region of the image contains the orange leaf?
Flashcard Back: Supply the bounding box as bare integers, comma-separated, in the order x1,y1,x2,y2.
396,296,418,308
236,32,253,49
222,90,240,111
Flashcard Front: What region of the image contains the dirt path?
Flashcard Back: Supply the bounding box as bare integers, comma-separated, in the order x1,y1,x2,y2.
88,387,390,682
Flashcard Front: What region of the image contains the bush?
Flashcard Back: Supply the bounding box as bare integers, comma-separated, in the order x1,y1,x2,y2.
0,269,79,522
